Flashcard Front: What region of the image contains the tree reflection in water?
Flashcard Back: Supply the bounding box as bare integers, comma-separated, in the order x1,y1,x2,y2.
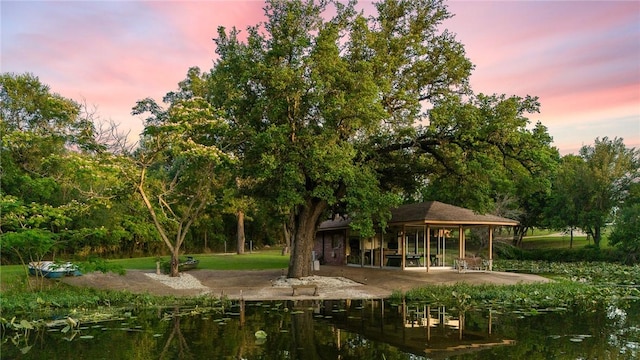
1,299,638,359
290,300,322,360
160,307,193,360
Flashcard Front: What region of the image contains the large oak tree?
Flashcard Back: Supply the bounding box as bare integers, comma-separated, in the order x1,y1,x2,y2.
203,0,556,277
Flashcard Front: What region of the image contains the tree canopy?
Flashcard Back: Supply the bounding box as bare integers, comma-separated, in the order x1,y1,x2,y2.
0,73,127,266
130,72,234,276
203,0,558,277
608,182,640,261
576,137,638,246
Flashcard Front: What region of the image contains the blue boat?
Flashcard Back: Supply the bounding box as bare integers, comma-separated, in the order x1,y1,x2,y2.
28,261,82,278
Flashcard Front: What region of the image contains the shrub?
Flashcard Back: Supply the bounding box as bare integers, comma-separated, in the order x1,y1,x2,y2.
608,203,640,263
495,242,627,263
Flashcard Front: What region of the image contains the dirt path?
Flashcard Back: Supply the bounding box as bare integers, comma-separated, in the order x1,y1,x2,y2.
62,265,550,301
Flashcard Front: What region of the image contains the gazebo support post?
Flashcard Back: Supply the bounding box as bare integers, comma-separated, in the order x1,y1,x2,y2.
424,225,428,271
401,225,406,270
426,226,431,272
488,226,493,271
458,225,464,260
360,237,364,267
379,232,383,268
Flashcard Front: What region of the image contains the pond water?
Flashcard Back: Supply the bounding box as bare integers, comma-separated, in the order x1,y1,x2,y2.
3,299,639,359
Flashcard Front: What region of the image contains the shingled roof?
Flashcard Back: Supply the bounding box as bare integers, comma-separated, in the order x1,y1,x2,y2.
389,201,519,226
318,201,518,230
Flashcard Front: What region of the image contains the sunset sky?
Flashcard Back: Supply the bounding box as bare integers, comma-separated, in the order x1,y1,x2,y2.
2,0,639,155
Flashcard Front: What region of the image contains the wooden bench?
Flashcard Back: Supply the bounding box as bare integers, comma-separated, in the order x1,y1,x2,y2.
291,284,319,296
456,257,487,272
467,257,487,270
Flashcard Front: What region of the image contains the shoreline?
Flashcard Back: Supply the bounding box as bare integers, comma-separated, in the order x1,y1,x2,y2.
61,265,551,301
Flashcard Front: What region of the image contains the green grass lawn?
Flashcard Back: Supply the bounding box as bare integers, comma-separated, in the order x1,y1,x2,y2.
0,265,25,276
521,236,591,249
0,264,27,286
0,249,289,274
520,228,611,250
0,250,290,291
523,228,558,237
110,249,290,270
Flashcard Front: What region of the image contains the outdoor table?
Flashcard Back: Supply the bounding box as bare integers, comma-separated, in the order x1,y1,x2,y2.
385,254,423,267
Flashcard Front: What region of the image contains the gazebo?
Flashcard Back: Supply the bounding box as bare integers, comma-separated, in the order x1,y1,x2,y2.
314,201,519,272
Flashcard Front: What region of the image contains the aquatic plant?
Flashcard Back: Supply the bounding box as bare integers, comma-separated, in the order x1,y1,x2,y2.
392,261,640,313
494,260,640,285
394,281,638,313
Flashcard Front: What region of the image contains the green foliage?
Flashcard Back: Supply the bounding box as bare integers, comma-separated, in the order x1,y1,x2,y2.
203,0,558,277
545,155,583,232
495,242,625,263
0,195,71,233
422,96,558,215
0,72,135,261
0,284,224,321
0,229,57,266
131,70,235,275
79,257,126,276
609,183,640,261
493,260,640,286
396,261,640,313
0,229,57,251
548,137,640,247
609,204,640,253
0,72,99,151
398,281,636,314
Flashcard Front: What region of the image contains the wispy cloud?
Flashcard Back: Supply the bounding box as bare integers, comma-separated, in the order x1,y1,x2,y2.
2,0,638,153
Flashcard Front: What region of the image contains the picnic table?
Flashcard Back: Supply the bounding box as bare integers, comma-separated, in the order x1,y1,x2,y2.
385,254,422,267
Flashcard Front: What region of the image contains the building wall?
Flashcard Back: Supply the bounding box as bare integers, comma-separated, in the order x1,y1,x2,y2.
314,230,346,265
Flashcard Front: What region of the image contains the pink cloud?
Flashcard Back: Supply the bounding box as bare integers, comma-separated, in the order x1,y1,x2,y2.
141,1,266,59
3,0,638,155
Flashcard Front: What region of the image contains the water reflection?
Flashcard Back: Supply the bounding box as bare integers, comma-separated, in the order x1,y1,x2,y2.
290,301,322,360
316,299,515,358
2,299,639,359
159,307,193,360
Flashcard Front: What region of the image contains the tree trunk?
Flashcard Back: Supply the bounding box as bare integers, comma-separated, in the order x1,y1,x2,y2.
289,302,321,360
569,228,574,249
512,226,527,247
282,223,291,255
170,249,180,277
287,199,327,278
160,307,191,360
593,226,601,248
237,210,245,255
